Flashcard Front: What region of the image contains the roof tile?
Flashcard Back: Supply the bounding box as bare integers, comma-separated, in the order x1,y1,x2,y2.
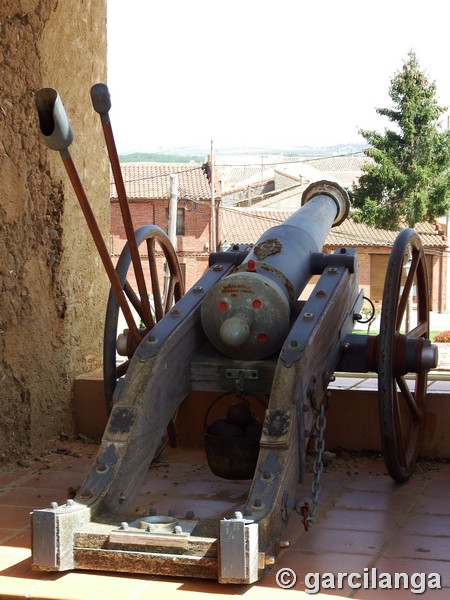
112,162,211,200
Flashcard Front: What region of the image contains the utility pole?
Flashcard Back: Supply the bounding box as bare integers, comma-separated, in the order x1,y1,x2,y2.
168,173,178,246
164,174,178,300
210,140,216,252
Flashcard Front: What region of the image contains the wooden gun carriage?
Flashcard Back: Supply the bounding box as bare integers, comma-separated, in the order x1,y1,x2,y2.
31,85,438,584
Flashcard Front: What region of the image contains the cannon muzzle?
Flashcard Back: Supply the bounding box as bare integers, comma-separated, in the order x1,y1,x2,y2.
201,180,351,360
35,88,73,152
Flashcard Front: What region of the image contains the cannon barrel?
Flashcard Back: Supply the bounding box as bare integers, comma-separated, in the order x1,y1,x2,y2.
201,180,350,360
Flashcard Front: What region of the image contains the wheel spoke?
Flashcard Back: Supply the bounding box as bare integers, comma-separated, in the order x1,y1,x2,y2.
164,276,176,313
392,384,407,468
123,280,145,320
407,321,428,339
396,251,419,329
396,375,421,422
116,360,129,378
147,237,163,323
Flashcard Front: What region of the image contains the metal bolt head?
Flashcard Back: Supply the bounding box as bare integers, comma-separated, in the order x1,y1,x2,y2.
193,286,203,293
149,507,157,516
170,308,181,317
185,510,195,519
213,264,223,271
234,511,243,520
173,525,183,534
66,499,75,507
120,522,129,530
50,501,58,510
168,509,176,517
279,540,290,548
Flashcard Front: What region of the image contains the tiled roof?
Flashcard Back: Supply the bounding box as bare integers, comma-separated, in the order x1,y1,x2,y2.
112,162,211,200
303,156,370,172
219,207,447,250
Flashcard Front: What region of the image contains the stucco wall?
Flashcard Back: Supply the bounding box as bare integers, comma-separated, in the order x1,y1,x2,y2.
0,0,108,463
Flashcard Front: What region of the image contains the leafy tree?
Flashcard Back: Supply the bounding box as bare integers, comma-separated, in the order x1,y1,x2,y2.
352,50,450,229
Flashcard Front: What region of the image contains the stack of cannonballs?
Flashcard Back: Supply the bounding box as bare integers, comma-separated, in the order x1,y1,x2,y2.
207,401,262,439
205,400,263,480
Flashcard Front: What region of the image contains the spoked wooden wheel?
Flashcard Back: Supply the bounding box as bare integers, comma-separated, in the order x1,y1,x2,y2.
104,225,184,412
378,228,436,482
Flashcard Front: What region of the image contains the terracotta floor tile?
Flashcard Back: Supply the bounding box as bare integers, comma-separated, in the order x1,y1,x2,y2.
0,575,49,600
415,494,450,515
259,550,374,594
401,514,450,536
383,533,450,561
26,470,87,495
0,530,30,548
291,526,386,556
422,478,450,498
315,508,401,532
0,546,31,571
342,473,425,494
334,490,413,512
0,470,28,486
0,487,64,509
0,506,32,530
355,585,450,599
356,557,450,597
27,572,157,600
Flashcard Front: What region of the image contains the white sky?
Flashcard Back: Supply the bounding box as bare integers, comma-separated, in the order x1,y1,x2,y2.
107,0,450,153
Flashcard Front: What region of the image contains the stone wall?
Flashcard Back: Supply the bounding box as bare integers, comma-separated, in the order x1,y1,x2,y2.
0,0,108,463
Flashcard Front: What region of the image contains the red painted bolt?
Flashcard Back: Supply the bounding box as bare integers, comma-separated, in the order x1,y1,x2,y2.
246,259,256,272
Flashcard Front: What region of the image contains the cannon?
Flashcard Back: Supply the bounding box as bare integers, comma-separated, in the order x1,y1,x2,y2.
31,84,438,584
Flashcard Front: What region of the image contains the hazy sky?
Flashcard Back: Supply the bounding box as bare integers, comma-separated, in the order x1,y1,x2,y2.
107,0,450,153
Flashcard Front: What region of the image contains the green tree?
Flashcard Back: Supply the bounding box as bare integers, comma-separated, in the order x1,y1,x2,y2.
352,50,450,229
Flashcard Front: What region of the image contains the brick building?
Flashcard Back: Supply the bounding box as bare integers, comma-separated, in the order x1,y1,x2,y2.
110,161,218,291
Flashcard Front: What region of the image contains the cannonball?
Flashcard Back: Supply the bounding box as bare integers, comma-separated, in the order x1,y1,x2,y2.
208,418,228,436
217,422,244,438
227,402,253,428
244,420,262,439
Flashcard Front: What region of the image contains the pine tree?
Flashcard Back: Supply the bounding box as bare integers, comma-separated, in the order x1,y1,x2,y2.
352,50,450,230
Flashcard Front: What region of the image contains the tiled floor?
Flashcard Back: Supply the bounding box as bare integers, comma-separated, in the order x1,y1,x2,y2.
0,436,449,599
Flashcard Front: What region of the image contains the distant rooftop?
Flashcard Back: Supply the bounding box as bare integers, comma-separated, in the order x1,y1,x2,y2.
111,162,211,200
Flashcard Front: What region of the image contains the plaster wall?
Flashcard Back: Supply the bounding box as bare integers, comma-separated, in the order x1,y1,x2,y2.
0,0,108,463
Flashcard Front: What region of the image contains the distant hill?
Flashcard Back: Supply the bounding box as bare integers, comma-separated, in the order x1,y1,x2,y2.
119,152,207,163
119,144,368,163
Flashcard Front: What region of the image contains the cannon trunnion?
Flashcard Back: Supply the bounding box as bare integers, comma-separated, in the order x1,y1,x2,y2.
31,85,438,584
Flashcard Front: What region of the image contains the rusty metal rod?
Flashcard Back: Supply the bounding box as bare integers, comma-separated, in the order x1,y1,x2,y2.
90,83,154,330
35,88,141,346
